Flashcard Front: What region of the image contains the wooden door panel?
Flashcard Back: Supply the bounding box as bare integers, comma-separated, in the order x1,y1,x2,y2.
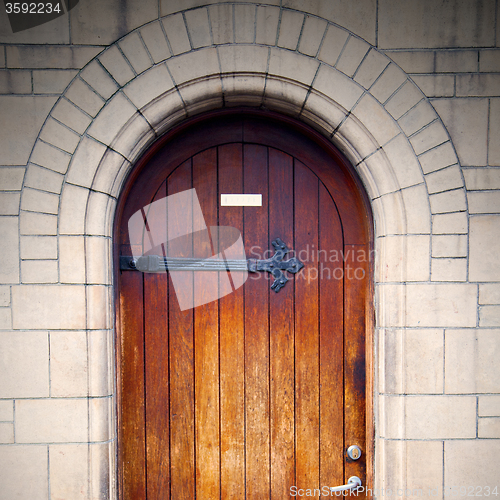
117,114,371,500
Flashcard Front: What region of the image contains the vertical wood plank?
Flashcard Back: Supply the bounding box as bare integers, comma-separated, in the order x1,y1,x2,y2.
244,144,270,500
120,270,146,500
294,160,320,499
144,181,171,498
318,183,344,488
168,160,195,500
218,144,246,499
268,149,295,500
193,149,220,500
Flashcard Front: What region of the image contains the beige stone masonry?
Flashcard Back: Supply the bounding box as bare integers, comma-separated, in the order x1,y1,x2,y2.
469,216,500,281
0,400,13,421
0,192,20,215
354,48,390,89
210,4,234,45
0,287,10,307
479,395,500,416
318,24,349,67
432,235,467,258
489,98,500,165
479,284,500,305
0,167,25,190
407,441,444,499
185,8,212,49
411,75,455,98
81,61,119,101
98,46,136,87
336,36,370,78
298,15,327,57
463,167,500,190
385,50,434,74
480,50,500,72
162,13,192,55
431,258,467,282
0,70,31,94
255,5,280,46
479,306,500,326
468,191,500,213
65,78,106,117
140,22,171,64
31,140,71,174
32,70,78,94
51,98,93,135
457,74,500,97
119,32,153,75
234,5,256,44
20,236,57,260
478,417,500,438
278,10,305,50
21,260,58,284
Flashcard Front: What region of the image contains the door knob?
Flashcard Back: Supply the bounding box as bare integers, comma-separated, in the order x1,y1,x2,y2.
330,476,362,493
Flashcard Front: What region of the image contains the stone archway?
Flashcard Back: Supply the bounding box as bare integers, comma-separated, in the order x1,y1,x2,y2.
16,5,466,496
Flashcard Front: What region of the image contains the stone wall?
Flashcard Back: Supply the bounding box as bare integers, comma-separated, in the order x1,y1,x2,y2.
0,1,499,498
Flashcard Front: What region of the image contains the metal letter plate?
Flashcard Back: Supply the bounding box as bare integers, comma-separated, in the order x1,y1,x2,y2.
221,194,262,206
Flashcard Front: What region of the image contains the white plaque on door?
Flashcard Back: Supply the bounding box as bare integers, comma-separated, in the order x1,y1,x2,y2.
221,194,262,206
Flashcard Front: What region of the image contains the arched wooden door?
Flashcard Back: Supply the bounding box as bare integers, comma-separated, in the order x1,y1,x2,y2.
115,112,372,500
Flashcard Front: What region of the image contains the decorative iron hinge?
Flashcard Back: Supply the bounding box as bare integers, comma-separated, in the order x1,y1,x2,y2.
120,237,304,292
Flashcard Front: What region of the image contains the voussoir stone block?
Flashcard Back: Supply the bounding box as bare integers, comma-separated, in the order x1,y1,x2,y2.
318,24,349,67
167,48,220,84
31,140,72,174
314,64,363,111
51,98,93,135
65,78,105,118
354,48,390,90
383,134,423,189
140,22,171,64
210,4,234,45
298,16,328,57
98,46,135,87
119,32,153,75
218,45,269,74
162,13,191,56
336,36,370,78
255,5,280,45
38,118,81,155
67,137,107,189
277,9,304,50
185,8,211,49
24,165,64,194
235,5,256,44
80,60,119,101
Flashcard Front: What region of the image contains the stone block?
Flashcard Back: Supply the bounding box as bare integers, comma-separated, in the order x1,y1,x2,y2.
385,81,424,120
468,191,500,213
86,191,116,237
479,284,500,305
218,45,268,74
470,215,500,281
255,5,279,45
59,236,86,284
0,287,10,307
398,99,438,137
167,47,219,84
463,167,500,190
354,48,389,90
314,63,363,111
381,134,424,189
401,184,432,233
235,5,257,44
162,13,191,55
370,63,407,104
119,32,153,75
0,48,4,67
432,235,467,258
0,400,13,421
479,305,500,326
51,331,88,397
406,396,476,439
479,49,500,72
269,48,319,87
32,70,77,94
87,285,111,330
301,91,346,135
429,189,467,214
431,257,467,282
65,78,105,117
418,141,457,175
489,98,500,165
277,9,304,50
385,50,434,73
283,0,377,46
49,444,89,499
31,140,72,174
446,329,500,393
185,8,211,49
20,211,57,236
479,395,500,416
89,330,113,397
379,395,404,438
0,446,48,499
20,236,57,260
16,398,88,443
336,115,379,162
298,15,327,57
90,397,113,442
21,260,58,284
406,284,477,327
425,165,463,194
51,98,92,135
361,149,399,198
406,329,444,394
88,92,138,147
457,74,500,97
110,112,154,162
0,331,49,398
86,236,111,285
67,137,107,191
20,187,59,215
410,121,449,156
445,440,500,489
435,50,478,73
432,212,468,234
406,441,444,499
412,75,455,98
0,307,12,329
6,45,102,69
372,192,406,236
69,0,157,46
81,61,119,100
210,4,234,45
478,417,500,438
59,184,89,235
378,328,403,394
0,193,20,215
336,36,370,78
0,69,31,94
433,98,488,166
140,22,171,63
12,285,86,329
352,94,400,146
92,149,131,197
39,118,81,155
123,64,175,109
317,24,349,67
0,96,56,165
98,46,135,87
24,164,64,194
378,0,495,49
0,167,25,190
